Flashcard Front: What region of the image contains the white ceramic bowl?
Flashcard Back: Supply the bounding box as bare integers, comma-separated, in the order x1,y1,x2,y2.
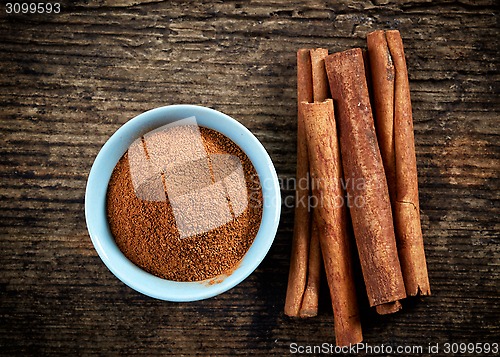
85,105,281,301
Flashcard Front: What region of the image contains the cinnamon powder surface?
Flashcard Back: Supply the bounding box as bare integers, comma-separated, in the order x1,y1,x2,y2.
106,127,263,282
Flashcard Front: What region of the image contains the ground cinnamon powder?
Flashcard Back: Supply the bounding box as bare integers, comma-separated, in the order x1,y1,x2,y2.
106,127,263,282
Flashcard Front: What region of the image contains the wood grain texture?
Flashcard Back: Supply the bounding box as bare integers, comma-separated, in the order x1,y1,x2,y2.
0,0,498,355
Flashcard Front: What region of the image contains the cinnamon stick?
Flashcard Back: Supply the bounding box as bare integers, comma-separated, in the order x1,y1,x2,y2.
298,220,321,318
324,48,407,311
284,49,313,317
366,32,401,313
296,47,329,318
386,30,431,296
301,99,363,346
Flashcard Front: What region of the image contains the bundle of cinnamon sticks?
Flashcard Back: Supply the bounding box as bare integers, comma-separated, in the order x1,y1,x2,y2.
284,30,430,346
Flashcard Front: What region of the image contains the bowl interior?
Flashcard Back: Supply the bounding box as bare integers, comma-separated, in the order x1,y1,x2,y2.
85,105,281,301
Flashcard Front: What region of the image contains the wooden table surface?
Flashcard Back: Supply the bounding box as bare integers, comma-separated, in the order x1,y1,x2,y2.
1,0,498,355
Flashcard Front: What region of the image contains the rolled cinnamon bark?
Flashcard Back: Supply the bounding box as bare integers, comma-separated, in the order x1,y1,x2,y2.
284,49,313,317
301,99,363,346
366,32,402,314
298,220,321,318
324,48,407,310
386,30,431,296
296,47,329,318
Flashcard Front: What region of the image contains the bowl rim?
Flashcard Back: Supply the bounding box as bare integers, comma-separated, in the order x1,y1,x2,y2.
85,104,281,302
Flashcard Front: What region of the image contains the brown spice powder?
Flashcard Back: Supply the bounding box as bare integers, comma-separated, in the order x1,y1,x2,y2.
106,127,263,282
